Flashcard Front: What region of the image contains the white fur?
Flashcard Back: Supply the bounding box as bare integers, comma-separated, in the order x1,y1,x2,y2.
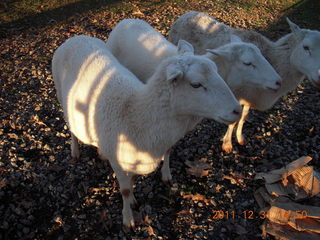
52,35,241,228
107,19,281,90
106,18,283,181
106,19,178,83
169,11,320,152
206,38,282,92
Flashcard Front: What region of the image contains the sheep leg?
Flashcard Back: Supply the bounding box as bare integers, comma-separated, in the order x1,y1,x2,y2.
161,149,172,185
236,105,250,145
98,148,108,161
116,171,136,229
71,133,80,160
222,122,237,153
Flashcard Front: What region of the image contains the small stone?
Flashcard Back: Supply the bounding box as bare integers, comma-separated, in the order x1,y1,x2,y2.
63,224,71,232
2,221,9,229
225,191,233,200
78,214,86,219
242,200,249,207
20,219,31,226
14,207,23,215
148,192,154,199
210,199,217,207
23,227,29,234
144,204,152,215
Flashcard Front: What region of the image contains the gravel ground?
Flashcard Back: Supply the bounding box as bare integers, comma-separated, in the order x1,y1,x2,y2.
1,0,319,239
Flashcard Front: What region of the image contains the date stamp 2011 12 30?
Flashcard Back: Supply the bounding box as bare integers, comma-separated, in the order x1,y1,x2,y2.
211,210,308,220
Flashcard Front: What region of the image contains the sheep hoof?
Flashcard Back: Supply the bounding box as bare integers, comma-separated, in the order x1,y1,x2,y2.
69,156,79,164
99,155,108,161
238,138,245,145
162,179,173,186
161,174,173,186
131,197,138,208
222,143,233,153
123,220,135,232
98,149,108,161
71,152,80,162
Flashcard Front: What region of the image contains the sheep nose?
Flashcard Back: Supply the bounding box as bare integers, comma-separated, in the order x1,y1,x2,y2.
232,106,242,116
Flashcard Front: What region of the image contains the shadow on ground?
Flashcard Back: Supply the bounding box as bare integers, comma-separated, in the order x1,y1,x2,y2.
0,0,319,239
0,0,124,38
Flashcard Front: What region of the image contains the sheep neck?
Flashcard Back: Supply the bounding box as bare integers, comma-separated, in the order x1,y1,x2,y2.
126,67,196,156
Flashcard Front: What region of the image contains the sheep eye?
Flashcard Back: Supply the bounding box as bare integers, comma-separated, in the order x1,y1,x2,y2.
243,62,252,66
303,45,310,51
190,83,202,88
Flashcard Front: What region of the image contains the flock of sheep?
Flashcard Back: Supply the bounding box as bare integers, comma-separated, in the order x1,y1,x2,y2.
51,11,320,229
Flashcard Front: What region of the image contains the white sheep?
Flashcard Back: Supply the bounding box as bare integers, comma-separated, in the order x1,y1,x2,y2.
52,35,241,228
107,19,281,88
106,18,282,176
169,11,320,152
106,19,179,83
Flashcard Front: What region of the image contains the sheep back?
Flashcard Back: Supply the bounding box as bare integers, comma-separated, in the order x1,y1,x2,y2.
52,35,142,147
107,19,177,82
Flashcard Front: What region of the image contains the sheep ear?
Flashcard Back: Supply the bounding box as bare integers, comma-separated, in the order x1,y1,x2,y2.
206,49,233,61
230,34,242,43
286,18,303,39
166,64,183,85
177,40,194,55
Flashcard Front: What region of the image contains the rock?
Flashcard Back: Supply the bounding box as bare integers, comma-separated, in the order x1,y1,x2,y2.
23,227,29,234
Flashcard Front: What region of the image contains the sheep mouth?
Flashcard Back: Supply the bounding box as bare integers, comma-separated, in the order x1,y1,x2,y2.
218,117,237,125
310,79,320,89
266,86,279,92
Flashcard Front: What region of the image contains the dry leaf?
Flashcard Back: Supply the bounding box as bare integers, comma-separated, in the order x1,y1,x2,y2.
99,210,108,221
90,187,110,193
31,114,47,126
191,225,198,229
215,184,223,192
132,9,144,16
53,216,64,226
183,193,209,203
263,220,320,240
223,175,237,184
147,225,156,236
143,215,152,225
186,168,209,177
0,179,7,189
185,160,212,178
255,156,313,184
255,156,319,200
255,157,320,239
7,133,18,139
309,127,314,133
176,210,191,215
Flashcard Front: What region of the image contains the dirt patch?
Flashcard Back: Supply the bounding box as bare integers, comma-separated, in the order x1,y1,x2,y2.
1,0,319,239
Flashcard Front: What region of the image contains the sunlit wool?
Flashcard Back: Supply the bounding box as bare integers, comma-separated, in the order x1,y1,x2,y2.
169,11,320,152
52,35,241,228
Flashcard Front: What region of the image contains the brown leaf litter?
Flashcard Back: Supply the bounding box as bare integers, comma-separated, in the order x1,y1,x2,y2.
185,159,212,177
254,156,320,239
